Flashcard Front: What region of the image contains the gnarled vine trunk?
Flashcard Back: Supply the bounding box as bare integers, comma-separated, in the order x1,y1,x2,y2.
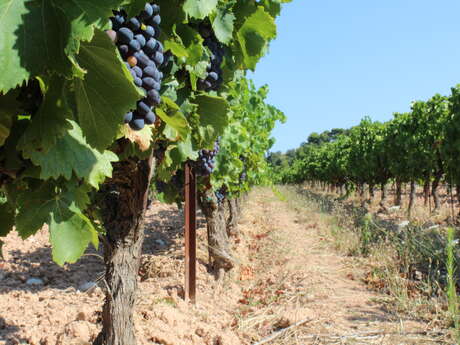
199,189,234,275
226,197,240,237
432,172,443,212
379,183,387,212
395,180,402,206
423,178,430,206
457,185,460,218
368,183,375,203
95,150,154,345
408,180,416,217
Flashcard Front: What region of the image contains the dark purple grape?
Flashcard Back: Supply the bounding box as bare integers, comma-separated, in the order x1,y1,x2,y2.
145,111,156,124
124,112,133,123
119,44,129,57
142,77,156,90
140,3,153,20
132,66,143,78
129,69,137,79
143,65,159,80
134,77,143,87
118,27,133,44
128,39,141,52
153,51,164,65
134,34,146,47
157,42,164,54
111,15,125,30
128,17,141,31
150,15,161,26
130,117,145,130
144,38,158,55
152,4,160,15
135,52,151,68
137,101,151,116
208,71,218,81
146,89,161,106
142,25,155,39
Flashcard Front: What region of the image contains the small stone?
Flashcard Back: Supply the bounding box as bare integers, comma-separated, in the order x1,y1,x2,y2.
414,270,423,281
26,278,44,285
195,328,205,337
76,311,87,321
389,206,401,211
397,221,410,230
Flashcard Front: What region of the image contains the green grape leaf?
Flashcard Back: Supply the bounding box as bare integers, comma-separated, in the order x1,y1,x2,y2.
0,0,67,91
15,180,93,243
0,0,120,92
122,0,147,18
183,0,218,19
155,0,185,36
157,97,190,140
164,39,189,59
49,209,98,266
176,25,206,65
236,6,276,71
260,0,282,17
194,94,228,145
18,76,73,155
15,182,65,239
74,29,142,151
212,8,235,44
170,134,198,162
0,203,15,237
26,121,118,189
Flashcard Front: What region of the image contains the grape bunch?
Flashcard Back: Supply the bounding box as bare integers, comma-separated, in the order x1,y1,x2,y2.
197,23,224,92
109,2,164,130
193,140,220,176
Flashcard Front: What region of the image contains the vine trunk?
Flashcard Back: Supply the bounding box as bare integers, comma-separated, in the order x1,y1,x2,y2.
95,147,154,345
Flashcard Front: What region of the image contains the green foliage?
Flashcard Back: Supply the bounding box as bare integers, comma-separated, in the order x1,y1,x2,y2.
0,0,291,264
211,77,285,197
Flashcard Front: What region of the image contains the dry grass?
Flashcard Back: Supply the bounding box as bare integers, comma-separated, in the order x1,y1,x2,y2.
277,184,458,343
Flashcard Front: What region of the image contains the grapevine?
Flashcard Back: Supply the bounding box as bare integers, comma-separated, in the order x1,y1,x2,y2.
0,0,290,343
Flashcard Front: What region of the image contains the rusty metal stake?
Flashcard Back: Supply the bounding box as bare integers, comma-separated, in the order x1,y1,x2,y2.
184,162,197,303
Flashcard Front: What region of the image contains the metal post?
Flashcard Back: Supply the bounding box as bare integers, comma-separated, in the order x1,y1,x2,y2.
184,162,196,303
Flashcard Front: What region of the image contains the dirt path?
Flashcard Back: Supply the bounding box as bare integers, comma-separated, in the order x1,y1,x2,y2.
0,188,448,345
238,188,445,344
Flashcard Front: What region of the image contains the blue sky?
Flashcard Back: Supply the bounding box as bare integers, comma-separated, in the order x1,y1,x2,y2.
249,1,460,153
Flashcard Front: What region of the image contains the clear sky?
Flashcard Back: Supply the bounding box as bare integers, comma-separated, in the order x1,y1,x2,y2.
249,1,460,153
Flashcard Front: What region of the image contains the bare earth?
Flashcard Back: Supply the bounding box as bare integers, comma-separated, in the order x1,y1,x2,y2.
0,188,448,345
